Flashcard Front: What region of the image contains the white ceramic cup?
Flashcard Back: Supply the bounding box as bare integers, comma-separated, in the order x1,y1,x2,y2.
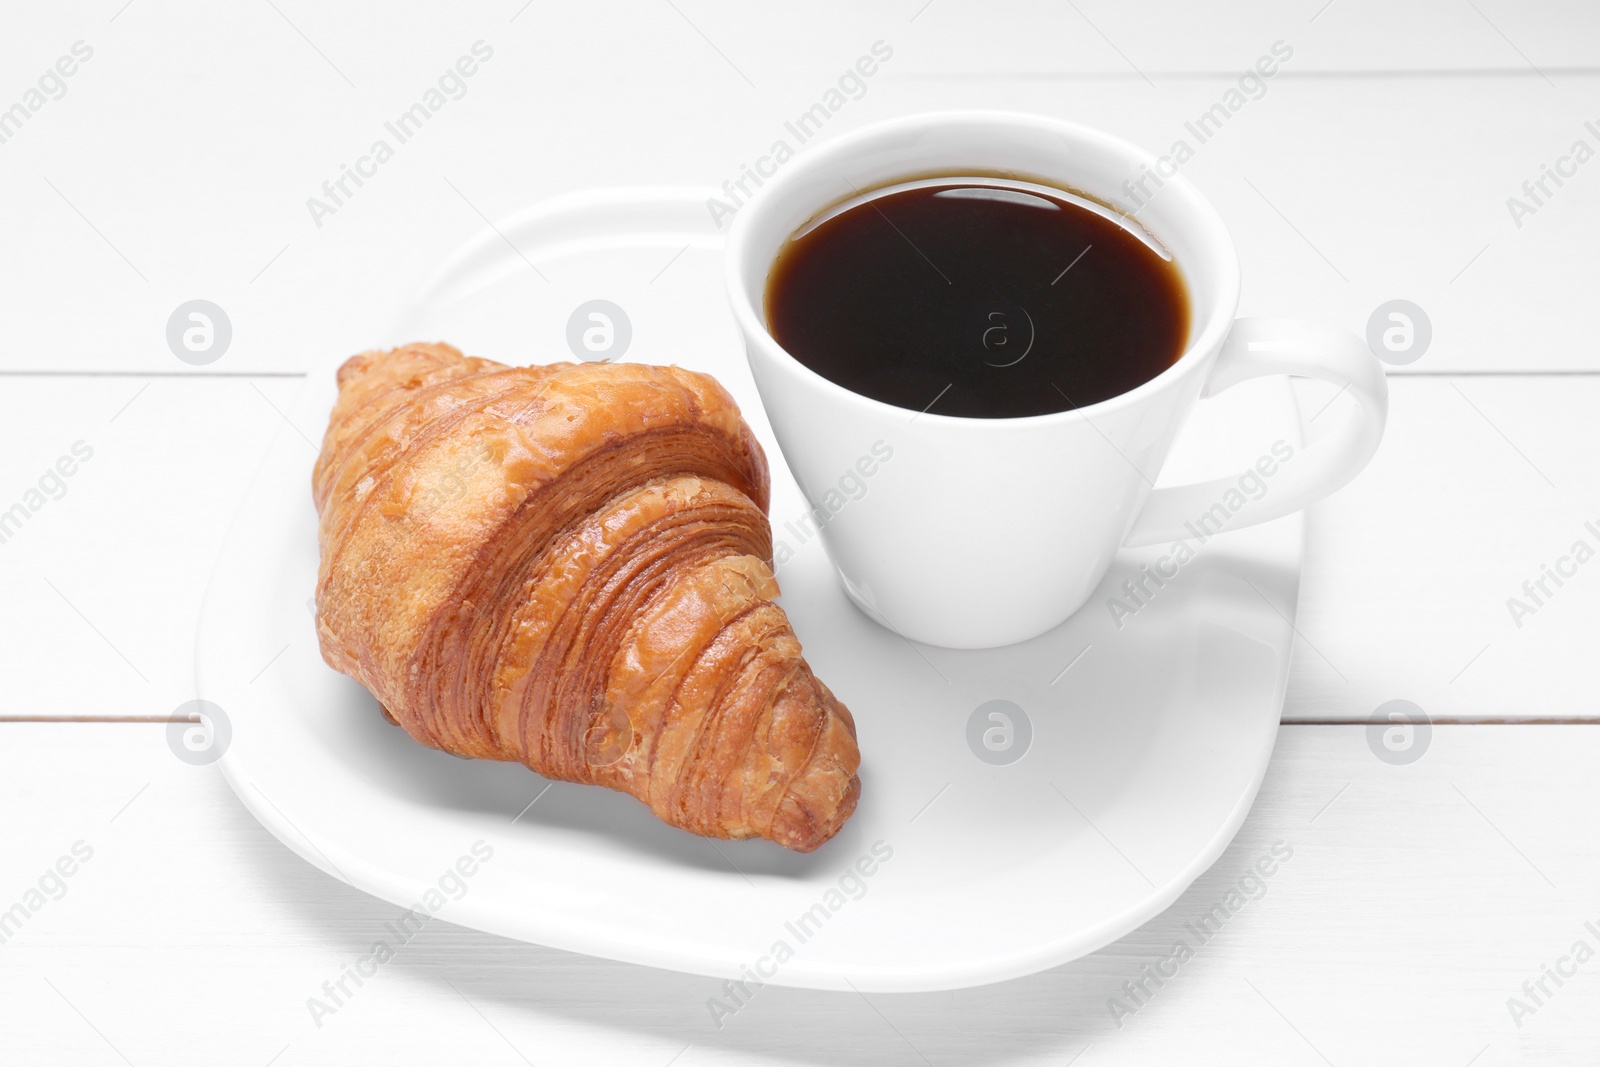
726,110,1387,649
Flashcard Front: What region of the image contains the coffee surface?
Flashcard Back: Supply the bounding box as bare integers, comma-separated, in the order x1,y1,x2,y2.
765,180,1189,418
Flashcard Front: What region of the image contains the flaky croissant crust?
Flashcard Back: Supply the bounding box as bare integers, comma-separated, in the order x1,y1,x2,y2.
312,343,860,851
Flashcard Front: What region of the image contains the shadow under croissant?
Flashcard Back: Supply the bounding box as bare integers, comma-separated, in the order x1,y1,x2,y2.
342,676,865,878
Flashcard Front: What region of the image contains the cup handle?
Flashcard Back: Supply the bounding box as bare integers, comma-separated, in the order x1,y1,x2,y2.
1123,317,1388,548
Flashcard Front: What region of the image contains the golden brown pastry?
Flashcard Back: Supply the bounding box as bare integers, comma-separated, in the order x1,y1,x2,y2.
311,343,860,851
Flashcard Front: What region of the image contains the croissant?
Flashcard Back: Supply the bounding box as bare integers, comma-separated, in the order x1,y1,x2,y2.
310,342,861,851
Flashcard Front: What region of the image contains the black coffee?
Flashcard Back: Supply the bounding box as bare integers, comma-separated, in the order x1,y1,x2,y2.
765,179,1189,418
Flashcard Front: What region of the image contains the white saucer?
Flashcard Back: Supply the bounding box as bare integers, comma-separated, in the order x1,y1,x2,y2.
199,188,1304,992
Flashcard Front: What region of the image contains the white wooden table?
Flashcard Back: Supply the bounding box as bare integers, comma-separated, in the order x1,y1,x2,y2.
4,2,1599,1063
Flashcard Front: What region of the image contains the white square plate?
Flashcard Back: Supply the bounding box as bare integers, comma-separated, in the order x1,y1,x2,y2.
199,189,1302,992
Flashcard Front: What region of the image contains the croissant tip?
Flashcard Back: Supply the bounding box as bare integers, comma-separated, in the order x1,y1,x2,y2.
769,772,862,853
